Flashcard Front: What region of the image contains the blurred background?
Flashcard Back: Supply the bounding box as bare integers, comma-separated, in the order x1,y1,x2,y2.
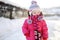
0,0,60,40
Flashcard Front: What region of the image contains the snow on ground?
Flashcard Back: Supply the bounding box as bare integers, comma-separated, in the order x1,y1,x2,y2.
0,17,60,40
0,17,26,40
46,20,60,40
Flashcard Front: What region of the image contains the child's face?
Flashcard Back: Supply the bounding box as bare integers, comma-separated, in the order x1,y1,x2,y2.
31,9,40,16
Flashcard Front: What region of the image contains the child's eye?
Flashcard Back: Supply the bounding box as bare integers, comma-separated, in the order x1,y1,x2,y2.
33,12,36,14
34,13,36,14
37,12,40,13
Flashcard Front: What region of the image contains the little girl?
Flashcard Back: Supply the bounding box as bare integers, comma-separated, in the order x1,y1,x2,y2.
22,1,48,40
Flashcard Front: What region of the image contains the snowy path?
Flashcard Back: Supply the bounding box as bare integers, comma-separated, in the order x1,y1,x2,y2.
0,17,60,40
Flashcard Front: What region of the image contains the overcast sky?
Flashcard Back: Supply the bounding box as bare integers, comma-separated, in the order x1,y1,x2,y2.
1,0,60,9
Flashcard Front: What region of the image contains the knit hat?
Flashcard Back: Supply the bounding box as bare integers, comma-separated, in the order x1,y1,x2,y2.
29,1,40,11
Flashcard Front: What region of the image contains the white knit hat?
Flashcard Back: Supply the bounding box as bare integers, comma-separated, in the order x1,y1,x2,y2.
29,1,40,11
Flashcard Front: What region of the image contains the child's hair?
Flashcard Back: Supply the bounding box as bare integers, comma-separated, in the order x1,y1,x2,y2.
40,12,43,16
28,11,43,17
28,11,30,17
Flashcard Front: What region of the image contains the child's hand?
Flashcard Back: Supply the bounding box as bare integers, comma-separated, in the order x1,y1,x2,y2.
24,33,30,37
43,38,47,40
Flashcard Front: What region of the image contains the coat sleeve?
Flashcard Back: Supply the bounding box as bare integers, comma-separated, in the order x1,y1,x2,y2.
22,19,29,36
42,20,48,39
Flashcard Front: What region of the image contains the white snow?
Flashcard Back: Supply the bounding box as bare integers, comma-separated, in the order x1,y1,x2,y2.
0,17,60,40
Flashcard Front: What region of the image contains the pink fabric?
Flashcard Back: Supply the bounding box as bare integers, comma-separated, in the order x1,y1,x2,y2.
22,18,48,40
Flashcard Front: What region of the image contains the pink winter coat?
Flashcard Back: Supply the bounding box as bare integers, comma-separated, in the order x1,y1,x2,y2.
22,16,48,40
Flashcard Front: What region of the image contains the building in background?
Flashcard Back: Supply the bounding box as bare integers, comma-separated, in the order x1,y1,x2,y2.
0,1,28,19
